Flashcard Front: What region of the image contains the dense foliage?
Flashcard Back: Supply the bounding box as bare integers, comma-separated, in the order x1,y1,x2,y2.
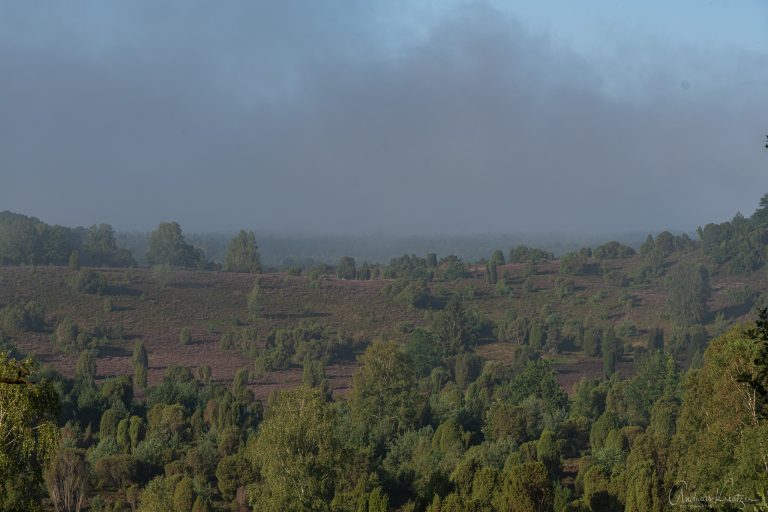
0,212,134,267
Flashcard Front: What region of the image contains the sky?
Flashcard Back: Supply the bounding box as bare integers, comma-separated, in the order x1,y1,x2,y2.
1,0,767,235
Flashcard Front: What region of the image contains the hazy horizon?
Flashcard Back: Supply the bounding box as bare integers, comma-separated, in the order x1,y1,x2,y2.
2,1,766,234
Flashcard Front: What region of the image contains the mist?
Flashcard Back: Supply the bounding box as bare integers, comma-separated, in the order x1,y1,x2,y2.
1,1,766,235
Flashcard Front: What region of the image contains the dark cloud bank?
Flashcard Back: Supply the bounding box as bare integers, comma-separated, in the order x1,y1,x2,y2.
1,1,766,236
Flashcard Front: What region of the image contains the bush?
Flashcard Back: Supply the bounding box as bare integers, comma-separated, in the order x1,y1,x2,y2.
219,331,235,350
179,328,192,346
52,317,81,352
69,270,108,294
247,278,261,318
616,319,638,339
0,301,45,333
455,353,484,388
553,277,575,300
0,304,25,333
382,278,430,308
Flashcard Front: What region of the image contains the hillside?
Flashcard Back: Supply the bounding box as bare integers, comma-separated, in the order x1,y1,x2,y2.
1,240,763,399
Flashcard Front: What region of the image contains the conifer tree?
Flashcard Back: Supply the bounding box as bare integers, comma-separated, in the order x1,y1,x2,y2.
223,230,261,273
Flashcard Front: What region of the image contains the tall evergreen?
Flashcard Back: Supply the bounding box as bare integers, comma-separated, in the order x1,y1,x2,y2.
132,340,148,390
223,230,261,273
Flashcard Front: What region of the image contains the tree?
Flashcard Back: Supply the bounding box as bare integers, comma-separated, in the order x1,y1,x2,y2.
646,327,664,352
68,250,80,271
357,262,372,280
83,223,135,267
248,387,338,511
492,462,553,512
490,249,505,266
432,297,479,356
486,260,498,285
349,341,422,442
173,476,196,512
639,235,655,256
247,278,261,318
223,231,261,273
179,327,192,346
601,327,620,378
671,325,768,500
665,263,710,327
137,474,177,512
655,231,676,256
45,449,88,512
146,222,205,268
337,256,356,280
132,340,149,391
0,353,60,509
594,241,635,259
75,350,97,384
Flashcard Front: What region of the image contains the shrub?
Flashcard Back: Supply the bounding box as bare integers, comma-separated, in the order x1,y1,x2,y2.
68,250,81,270
52,317,80,351
219,331,235,350
616,319,638,339
553,277,575,300
69,270,108,294
179,327,192,346
0,304,25,333
523,278,535,293
0,301,45,333
382,278,430,308
247,278,261,318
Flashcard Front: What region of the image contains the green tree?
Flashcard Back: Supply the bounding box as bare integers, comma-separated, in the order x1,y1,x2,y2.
486,260,498,285
68,250,80,271
646,327,664,352
623,350,678,426
179,327,192,346
432,297,480,356
75,350,97,384
302,356,330,399
492,462,553,512
671,324,768,501
622,433,666,512
248,387,338,511
639,234,655,256
223,230,261,273
404,329,442,378
601,327,620,378
536,429,561,479
247,278,261,318
44,449,88,512
337,256,356,280
490,249,506,266
83,223,135,267
0,353,60,510
132,340,149,391
146,222,205,268
349,341,422,442
665,263,710,327
173,476,195,512
137,474,177,512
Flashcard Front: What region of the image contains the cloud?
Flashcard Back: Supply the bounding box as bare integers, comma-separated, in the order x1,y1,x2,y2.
0,1,766,234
